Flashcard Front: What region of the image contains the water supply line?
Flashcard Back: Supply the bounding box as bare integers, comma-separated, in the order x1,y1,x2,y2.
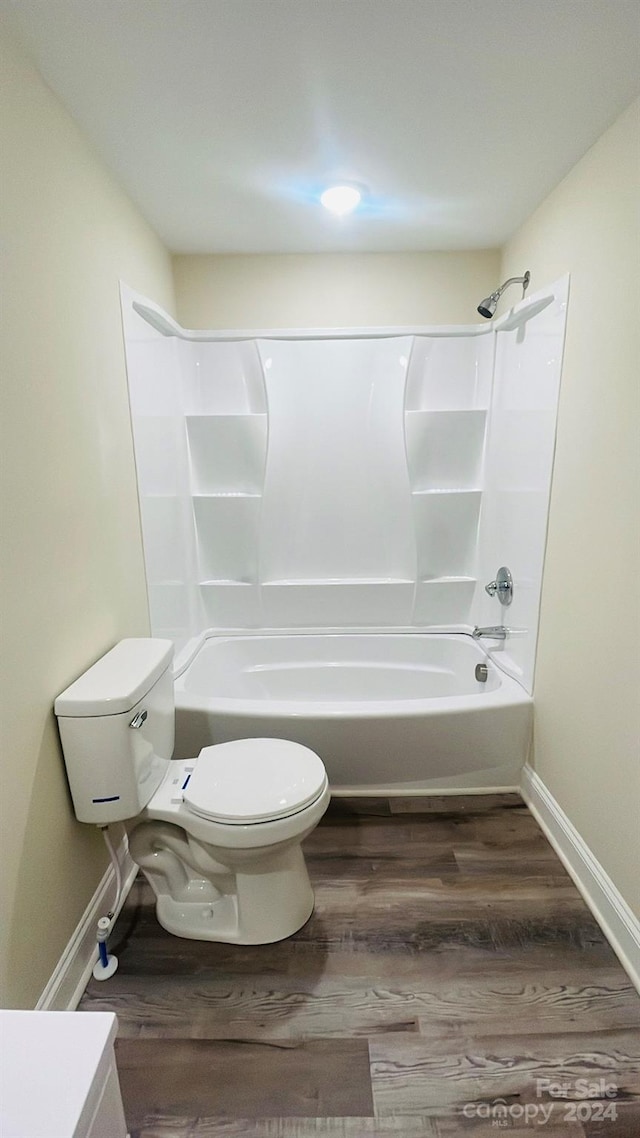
92,825,122,981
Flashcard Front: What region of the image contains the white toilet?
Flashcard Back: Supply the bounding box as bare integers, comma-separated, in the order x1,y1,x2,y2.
55,638,330,944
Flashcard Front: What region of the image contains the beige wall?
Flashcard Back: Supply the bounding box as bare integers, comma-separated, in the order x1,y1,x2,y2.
172,250,500,329
0,30,175,1007
501,97,640,917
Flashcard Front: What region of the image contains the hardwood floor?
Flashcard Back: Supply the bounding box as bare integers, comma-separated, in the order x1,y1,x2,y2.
78,795,640,1136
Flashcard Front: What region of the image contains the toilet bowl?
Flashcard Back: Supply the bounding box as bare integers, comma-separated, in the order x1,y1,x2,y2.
55,639,330,945
129,739,330,943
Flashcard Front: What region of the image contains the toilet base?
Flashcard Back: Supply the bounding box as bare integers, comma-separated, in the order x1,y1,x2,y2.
128,818,318,944
154,888,314,944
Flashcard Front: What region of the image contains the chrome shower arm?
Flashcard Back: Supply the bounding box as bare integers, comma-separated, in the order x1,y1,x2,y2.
489,272,530,302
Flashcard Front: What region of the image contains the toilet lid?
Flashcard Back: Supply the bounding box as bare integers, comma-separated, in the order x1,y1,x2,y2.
183,739,328,824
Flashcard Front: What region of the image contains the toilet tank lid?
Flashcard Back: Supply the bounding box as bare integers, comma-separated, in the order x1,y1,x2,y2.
54,638,174,718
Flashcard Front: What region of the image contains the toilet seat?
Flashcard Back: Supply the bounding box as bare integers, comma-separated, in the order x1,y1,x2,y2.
183,738,328,825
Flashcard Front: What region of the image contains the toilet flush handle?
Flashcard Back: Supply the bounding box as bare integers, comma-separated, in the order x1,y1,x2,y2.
129,709,148,729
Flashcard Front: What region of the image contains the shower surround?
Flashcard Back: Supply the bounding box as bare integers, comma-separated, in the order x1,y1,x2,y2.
121,279,568,790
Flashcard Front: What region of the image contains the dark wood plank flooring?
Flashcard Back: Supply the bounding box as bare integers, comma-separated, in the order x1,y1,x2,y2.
79,794,640,1136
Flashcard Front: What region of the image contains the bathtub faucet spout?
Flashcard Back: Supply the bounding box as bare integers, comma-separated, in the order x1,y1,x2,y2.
472,625,509,640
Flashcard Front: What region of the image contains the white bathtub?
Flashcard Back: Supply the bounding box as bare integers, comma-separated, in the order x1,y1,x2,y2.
174,632,532,794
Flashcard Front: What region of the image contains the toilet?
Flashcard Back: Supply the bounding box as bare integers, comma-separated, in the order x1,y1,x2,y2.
55,638,330,944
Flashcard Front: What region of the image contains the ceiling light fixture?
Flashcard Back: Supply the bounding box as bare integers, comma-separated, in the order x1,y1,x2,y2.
320,184,362,216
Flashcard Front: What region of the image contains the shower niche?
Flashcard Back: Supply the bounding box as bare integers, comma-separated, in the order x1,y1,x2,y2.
181,341,268,628
122,277,568,692
404,335,492,624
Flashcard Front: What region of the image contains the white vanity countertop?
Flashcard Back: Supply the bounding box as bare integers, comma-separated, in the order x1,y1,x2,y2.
0,1010,119,1137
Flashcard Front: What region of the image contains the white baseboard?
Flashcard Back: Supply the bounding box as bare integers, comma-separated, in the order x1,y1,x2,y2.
36,834,138,1011
332,784,521,797
521,764,640,993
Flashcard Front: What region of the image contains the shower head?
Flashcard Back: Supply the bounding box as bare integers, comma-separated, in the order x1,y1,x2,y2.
477,271,530,319
477,294,498,320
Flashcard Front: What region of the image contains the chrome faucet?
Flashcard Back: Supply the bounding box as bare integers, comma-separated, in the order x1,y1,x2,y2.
472,625,509,640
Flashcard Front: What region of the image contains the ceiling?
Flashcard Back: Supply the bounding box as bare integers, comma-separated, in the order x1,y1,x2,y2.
3,0,639,254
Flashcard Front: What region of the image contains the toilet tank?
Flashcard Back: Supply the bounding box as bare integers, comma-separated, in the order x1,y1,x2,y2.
55,639,175,824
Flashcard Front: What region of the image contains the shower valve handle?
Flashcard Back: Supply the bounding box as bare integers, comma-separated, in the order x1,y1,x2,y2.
484,566,513,606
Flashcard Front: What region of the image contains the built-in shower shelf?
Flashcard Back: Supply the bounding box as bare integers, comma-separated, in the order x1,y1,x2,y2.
411,488,481,580
262,577,414,586
413,575,476,624
411,488,482,496
191,492,262,499
419,576,476,585
193,494,261,582
404,409,487,493
405,405,490,413
404,408,488,418
200,579,255,585
186,413,268,496
198,581,261,625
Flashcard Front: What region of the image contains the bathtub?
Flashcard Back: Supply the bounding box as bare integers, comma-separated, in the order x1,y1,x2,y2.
173,632,532,794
